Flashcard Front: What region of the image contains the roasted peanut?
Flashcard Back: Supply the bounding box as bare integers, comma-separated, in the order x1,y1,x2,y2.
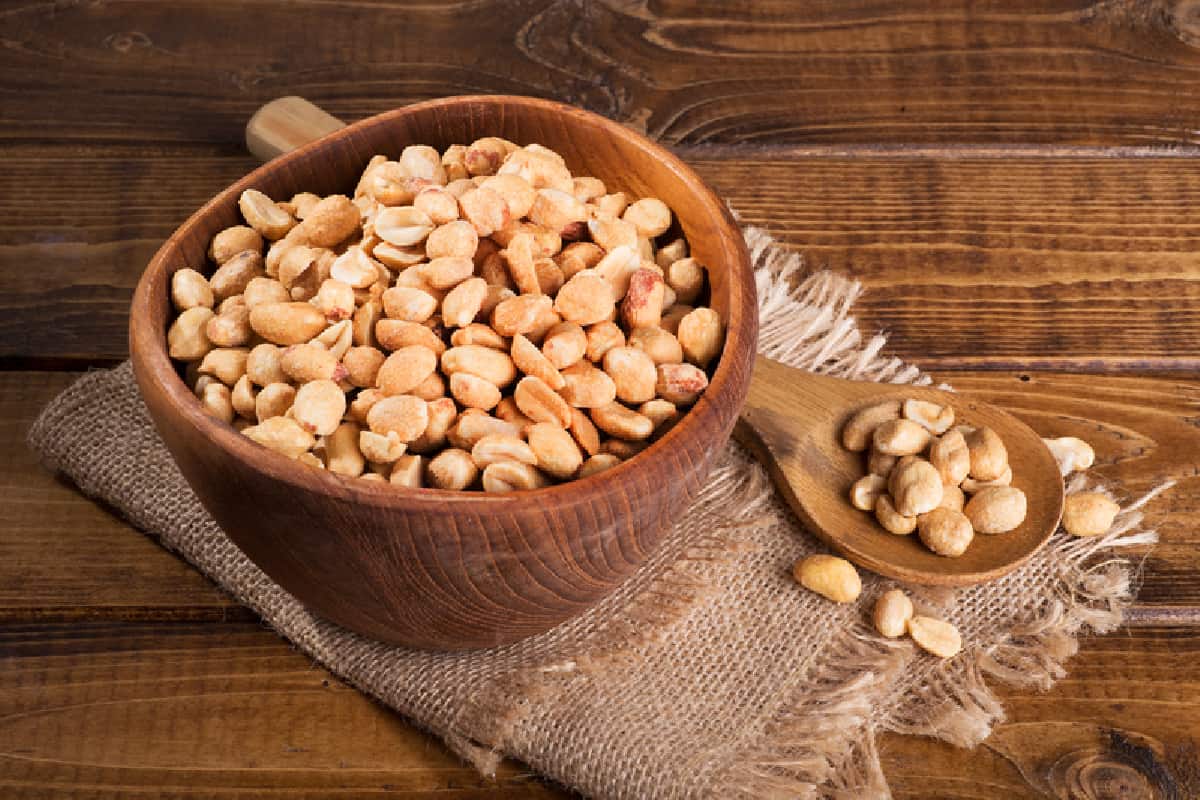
603,346,657,404
255,382,296,422
591,401,654,441
555,270,616,326
343,346,386,388
407,397,458,453
445,410,520,451
908,616,962,659
585,321,626,363
794,554,861,603
426,448,479,490
873,419,931,457
628,326,683,366
938,483,966,513
918,508,974,557
239,189,296,240
242,276,290,309
375,319,447,355
601,438,648,459
491,293,552,337
903,399,954,435
249,302,328,345
620,268,665,330
450,323,508,351
168,307,215,360
677,307,723,368
375,206,434,247
665,258,704,306
291,380,346,437
231,375,258,419
470,434,537,470
410,370,446,401
1044,436,1096,476
481,460,547,492
593,245,641,299
638,399,678,430
560,361,618,408
197,347,249,386
200,381,235,424
243,416,315,459
964,486,1027,534
540,321,587,370
888,457,943,516
326,421,366,477
960,466,1013,493
210,225,263,265
654,363,708,405
515,375,573,427
450,371,502,410
841,401,902,452
458,187,510,237
171,268,215,311
442,277,488,328
389,454,425,488
849,474,887,512
374,345,438,397
366,395,429,442
873,589,914,638
512,333,565,390
875,494,917,535
929,429,970,486
441,345,517,387
526,422,583,479
1062,492,1120,537
567,406,602,456
579,453,621,478
382,286,439,323
965,427,1008,481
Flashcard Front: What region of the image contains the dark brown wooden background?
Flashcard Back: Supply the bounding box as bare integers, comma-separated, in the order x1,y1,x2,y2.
3,1,1199,797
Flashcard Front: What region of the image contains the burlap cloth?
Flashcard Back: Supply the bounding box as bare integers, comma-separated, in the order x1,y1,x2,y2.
27,225,1170,799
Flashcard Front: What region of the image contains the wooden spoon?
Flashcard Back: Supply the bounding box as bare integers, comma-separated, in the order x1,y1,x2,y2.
248,98,1064,588
735,355,1064,586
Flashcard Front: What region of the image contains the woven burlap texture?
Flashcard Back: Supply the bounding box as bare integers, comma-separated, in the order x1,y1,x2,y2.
28,225,1168,800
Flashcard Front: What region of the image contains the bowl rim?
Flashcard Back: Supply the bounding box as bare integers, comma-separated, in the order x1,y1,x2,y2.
130,94,758,510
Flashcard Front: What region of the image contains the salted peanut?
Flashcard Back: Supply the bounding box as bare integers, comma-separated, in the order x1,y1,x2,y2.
498,146,573,192
423,220,478,261
197,347,249,386
329,246,382,289
929,429,970,486
627,326,683,366
875,495,917,535
493,396,534,433
1044,436,1096,476
416,256,472,291
445,411,519,452
458,187,510,237
471,434,537,469
210,250,264,301
441,145,469,181
867,447,898,478
444,177,476,197
427,448,479,490
288,192,321,220
438,277,486,328
296,450,324,469
389,454,425,488
281,342,339,382
908,616,962,659
398,144,446,184
242,416,315,459
254,382,295,422
594,191,630,218
441,344,517,387
585,321,626,363
482,460,548,492
291,380,346,436
587,213,639,252
480,249,515,291
964,427,1008,481
515,375,573,427
601,346,657,405
215,294,246,316
167,307,215,360
660,284,678,312
657,238,689,268
375,345,438,396
491,293,552,337
373,242,425,270
557,241,605,279
231,375,258,419
527,422,583,479
918,508,975,557
210,225,263,265
375,319,445,355
478,174,536,218
171,268,214,311
888,457,943,516
903,399,955,435
638,398,678,430
654,362,708,405
313,319,353,361
464,137,510,176
660,304,692,336
873,589,914,638
362,161,426,206
324,421,366,477
239,189,296,240
571,176,606,204
276,246,323,299
622,197,672,238
560,361,618,408
938,484,966,513
367,394,429,442
406,397,456,453
412,186,460,226
451,322,508,351
346,387,384,424
291,195,359,248
591,402,654,441
529,188,588,235
873,419,932,457
203,304,252,347
618,268,665,330
501,232,541,295
793,554,861,603
525,304,562,345
593,245,642,299
360,472,386,482
849,474,887,512
410,370,445,401
512,333,565,390
567,406,602,456
244,343,285,386
535,322,585,371
374,206,434,247
579,453,621,478
677,307,723,368
249,301,327,345
964,486,1027,534
555,270,616,326
602,438,648,459
961,466,1013,493
199,382,235,424
348,299,381,349
1062,492,1120,537
359,430,407,464
448,372,500,410
533,257,565,295
381,286,438,323
840,400,902,452
242,276,290,309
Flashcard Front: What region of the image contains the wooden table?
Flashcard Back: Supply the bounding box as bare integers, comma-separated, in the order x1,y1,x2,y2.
3,2,1198,797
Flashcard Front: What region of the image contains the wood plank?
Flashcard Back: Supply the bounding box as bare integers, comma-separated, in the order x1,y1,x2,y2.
8,1,1200,146
1,621,1195,798
3,147,1200,368
6,369,1197,616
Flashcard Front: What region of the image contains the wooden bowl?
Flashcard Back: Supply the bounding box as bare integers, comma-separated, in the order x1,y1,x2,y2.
129,96,757,650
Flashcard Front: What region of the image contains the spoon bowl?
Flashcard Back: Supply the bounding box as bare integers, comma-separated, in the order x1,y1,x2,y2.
735,356,1065,585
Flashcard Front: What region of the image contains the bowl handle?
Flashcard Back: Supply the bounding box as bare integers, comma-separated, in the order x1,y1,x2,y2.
245,96,347,162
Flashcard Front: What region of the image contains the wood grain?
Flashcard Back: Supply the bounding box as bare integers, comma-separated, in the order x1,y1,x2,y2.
2,620,1194,799
8,1,1200,146
4,147,1200,369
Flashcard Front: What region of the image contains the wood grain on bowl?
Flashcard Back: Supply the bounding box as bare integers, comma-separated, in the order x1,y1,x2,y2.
129,96,757,650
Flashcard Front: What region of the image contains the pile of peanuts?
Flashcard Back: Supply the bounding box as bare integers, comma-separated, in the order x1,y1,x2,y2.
841,399,1028,557
167,139,724,490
